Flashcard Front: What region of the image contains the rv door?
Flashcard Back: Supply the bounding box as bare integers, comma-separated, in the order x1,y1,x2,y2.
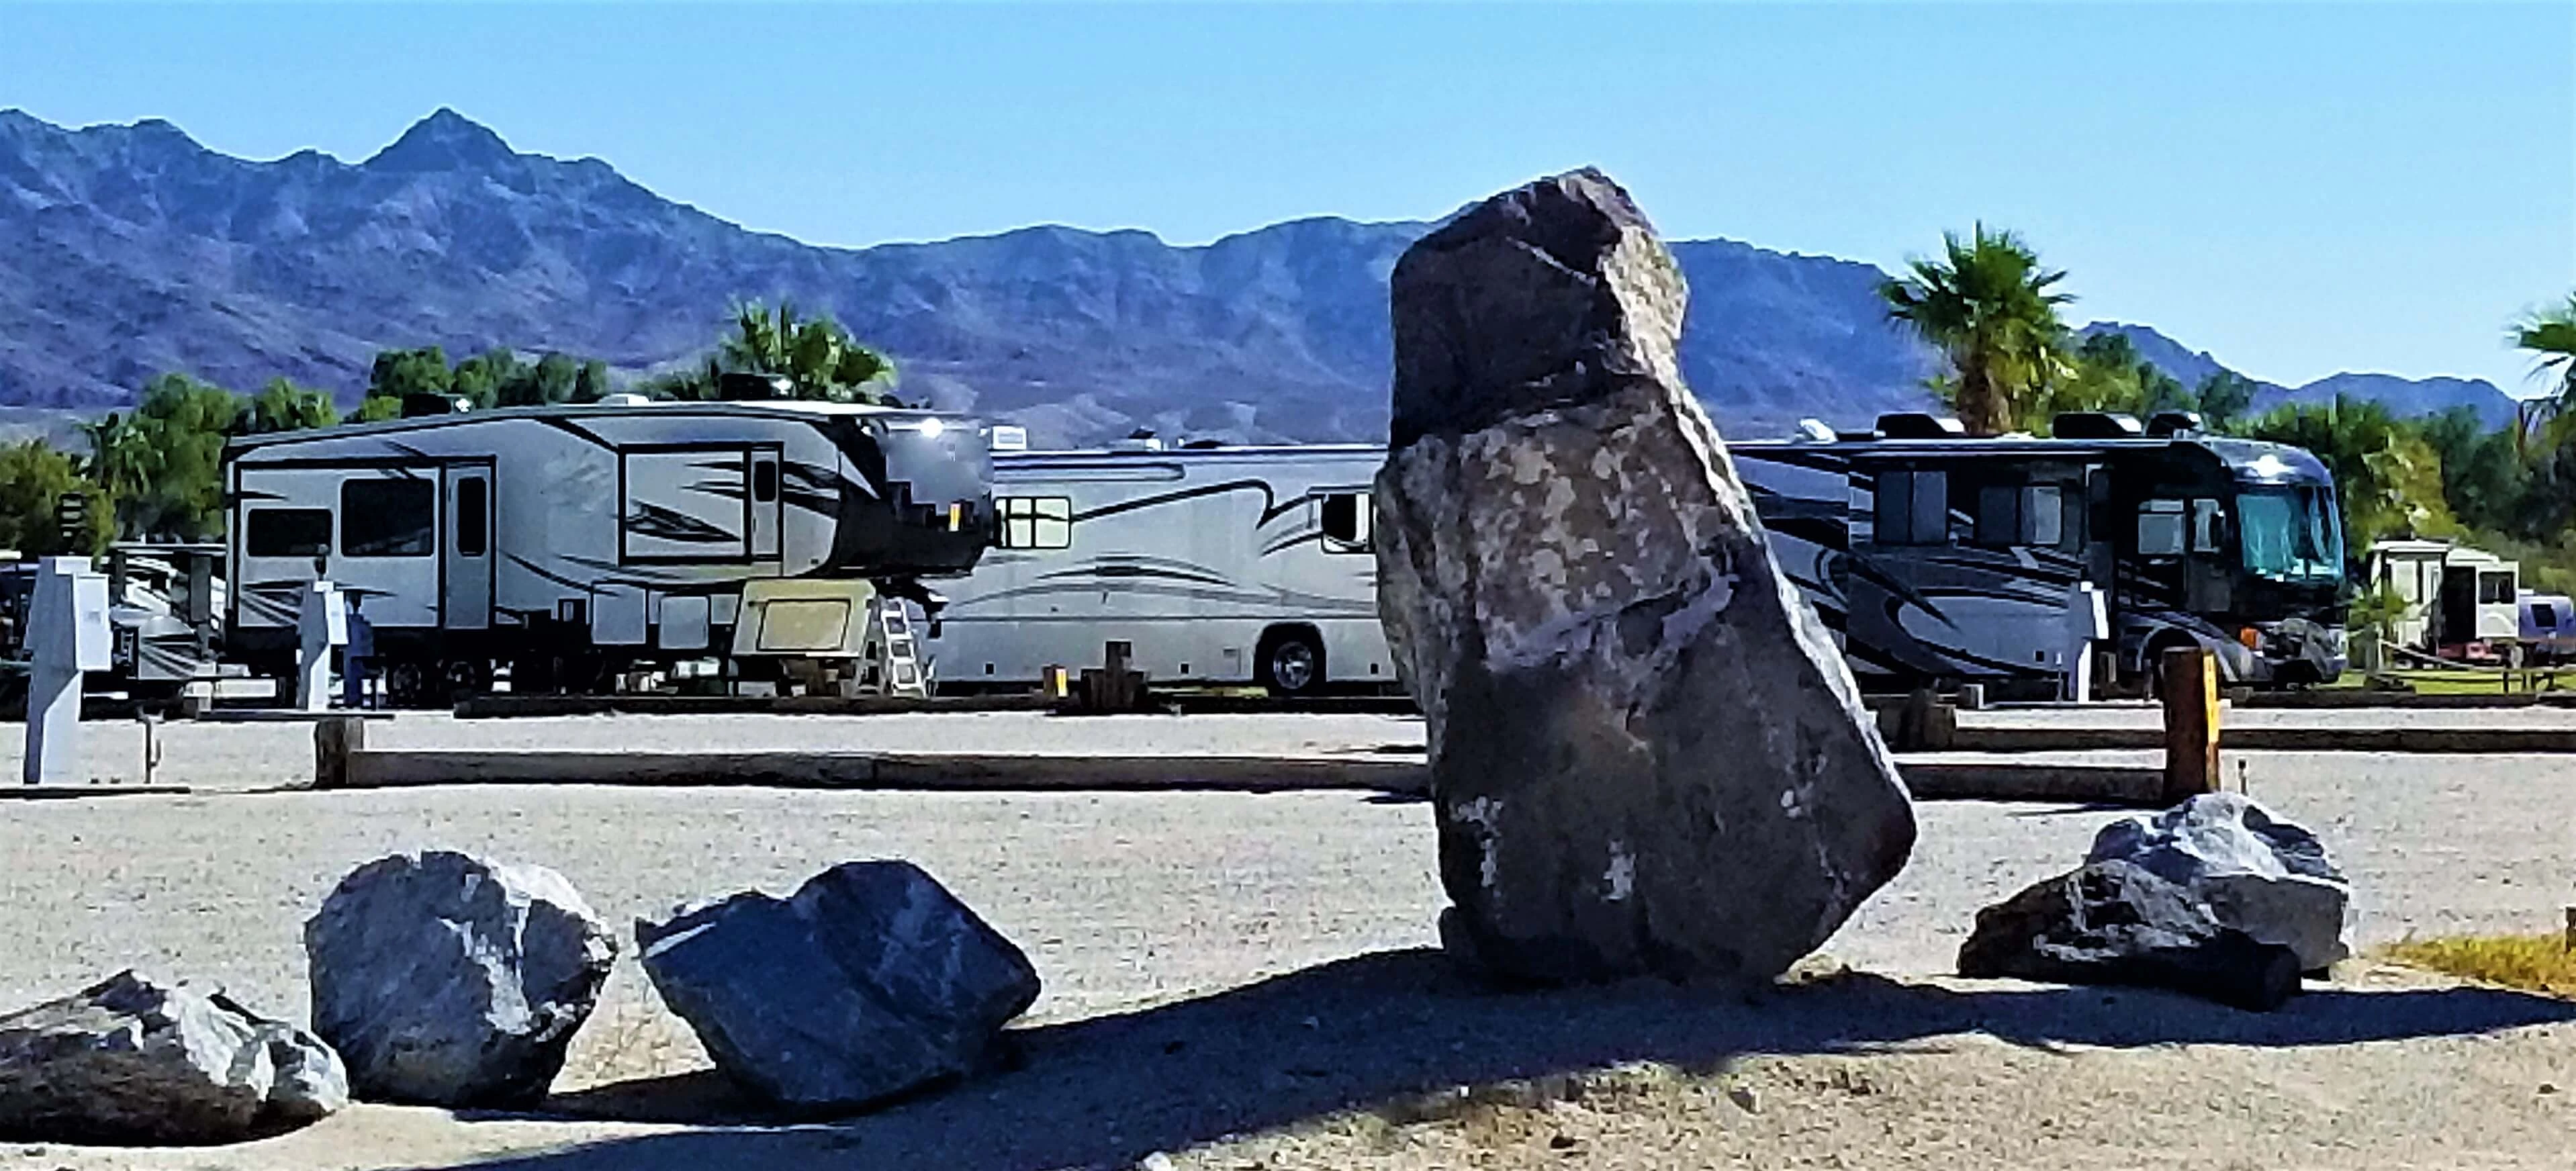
445,465,494,630
332,470,443,630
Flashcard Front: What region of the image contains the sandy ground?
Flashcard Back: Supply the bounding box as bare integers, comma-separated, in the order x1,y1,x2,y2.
0,711,2570,1169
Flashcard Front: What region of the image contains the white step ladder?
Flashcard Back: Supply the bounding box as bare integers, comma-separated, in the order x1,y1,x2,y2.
847,596,929,699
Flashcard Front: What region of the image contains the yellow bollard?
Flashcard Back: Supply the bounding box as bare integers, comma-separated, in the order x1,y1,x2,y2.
2161,646,2220,804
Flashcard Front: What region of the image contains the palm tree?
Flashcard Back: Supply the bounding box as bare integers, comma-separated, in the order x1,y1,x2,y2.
719,301,897,404
2509,295,2576,455
74,411,151,538
1880,225,2073,435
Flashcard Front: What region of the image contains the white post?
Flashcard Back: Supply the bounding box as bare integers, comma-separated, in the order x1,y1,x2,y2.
2062,581,2109,703
24,557,111,786
295,581,348,713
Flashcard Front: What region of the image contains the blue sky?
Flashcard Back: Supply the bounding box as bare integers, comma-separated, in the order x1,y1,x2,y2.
1,2,2569,393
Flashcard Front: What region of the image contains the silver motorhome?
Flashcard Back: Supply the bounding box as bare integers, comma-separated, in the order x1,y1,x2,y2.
926,441,1392,694
224,398,993,703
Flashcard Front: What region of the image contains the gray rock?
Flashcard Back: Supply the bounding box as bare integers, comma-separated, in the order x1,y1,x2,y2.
0,971,347,1144
1375,168,1917,986
1958,859,2303,1012
306,851,616,1107
637,860,1040,1112
2087,793,2350,972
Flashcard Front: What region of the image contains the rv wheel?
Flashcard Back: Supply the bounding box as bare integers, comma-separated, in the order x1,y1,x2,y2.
383,661,434,710
1257,628,1325,697
443,659,493,702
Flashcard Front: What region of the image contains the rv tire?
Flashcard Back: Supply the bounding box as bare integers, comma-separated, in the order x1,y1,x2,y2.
1257,626,1326,697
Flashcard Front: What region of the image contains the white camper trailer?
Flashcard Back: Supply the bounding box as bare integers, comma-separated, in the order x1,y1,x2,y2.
2363,538,2519,657
224,399,993,704
925,441,1393,694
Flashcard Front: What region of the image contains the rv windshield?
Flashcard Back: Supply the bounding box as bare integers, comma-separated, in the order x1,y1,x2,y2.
2238,485,2342,582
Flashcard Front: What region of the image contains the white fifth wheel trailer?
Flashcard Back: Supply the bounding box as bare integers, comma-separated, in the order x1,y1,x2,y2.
224,397,994,704
925,440,1394,694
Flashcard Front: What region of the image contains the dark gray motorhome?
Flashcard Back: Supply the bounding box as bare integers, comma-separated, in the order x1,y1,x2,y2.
224,398,993,703
1729,412,2348,692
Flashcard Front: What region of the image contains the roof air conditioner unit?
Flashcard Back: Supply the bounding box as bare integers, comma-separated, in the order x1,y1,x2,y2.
1875,412,1966,439
2145,410,2204,437
2052,412,2146,440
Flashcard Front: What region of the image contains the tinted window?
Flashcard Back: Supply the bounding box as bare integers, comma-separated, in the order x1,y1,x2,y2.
1874,470,1948,545
2027,485,2067,547
752,459,779,504
2191,499,2225,553
1974,484,2019,548
1320,492,1371,553
246,509,332,558
1909,471,1947,544
456,477,488,557
341,479,434,558
1874,471,1912,543
2138,500,2185,557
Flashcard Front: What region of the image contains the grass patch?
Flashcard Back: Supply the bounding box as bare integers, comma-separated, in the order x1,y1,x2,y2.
2385,933,2576,996
2323,669,2574,696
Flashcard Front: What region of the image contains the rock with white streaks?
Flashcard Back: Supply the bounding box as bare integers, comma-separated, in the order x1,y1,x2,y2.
1376,168,1917,986
2088,792,2351,973
306,851,616,1107
0,971,346,1144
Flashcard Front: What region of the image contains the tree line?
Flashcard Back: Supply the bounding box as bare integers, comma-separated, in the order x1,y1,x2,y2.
0,301,896,557
1880,227,2576,590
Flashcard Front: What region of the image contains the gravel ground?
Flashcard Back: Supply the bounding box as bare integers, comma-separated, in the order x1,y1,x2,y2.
0,711,2569,1169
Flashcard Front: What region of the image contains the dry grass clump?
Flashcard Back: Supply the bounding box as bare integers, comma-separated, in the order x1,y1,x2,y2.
2385,933,2576,996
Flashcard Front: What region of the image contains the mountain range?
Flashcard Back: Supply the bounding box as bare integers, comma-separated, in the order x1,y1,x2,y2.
0,108,2520,445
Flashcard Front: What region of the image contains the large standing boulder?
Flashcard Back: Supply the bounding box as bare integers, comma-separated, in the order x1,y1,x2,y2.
2086,793,2350,973
306,851,616,1107
1375,168,1917,986
0,971,347,1144
637,860,1040,1113
1958,859,2303,1011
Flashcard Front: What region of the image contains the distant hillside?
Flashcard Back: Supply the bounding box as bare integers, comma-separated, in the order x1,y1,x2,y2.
2079,322,2520,430
0,108,2508,444
0,108,1939,444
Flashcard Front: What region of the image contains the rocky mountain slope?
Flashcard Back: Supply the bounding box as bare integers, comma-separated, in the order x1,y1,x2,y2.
2080,322,2518,429
0,109,2512,444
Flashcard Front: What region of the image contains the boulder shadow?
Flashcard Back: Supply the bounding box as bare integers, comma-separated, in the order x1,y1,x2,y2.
426,948,2576,1171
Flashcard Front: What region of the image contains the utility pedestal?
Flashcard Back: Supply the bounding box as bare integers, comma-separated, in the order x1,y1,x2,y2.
24,557,111,786
296,582,348,713
2062,582,2109,703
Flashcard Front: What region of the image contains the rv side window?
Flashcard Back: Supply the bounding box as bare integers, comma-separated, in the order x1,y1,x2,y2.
1873,471,1948,545
2026,485,2066,547
999,497,1072,549
2532,603,2556,630
246,509,332,558
456,478,488,557
1973,484,2017,548
2481,572,2516,605
340,479,435,558
751,459,778,504
2137,500,2185,557
2191,499,2224,553
1320,492,1371,553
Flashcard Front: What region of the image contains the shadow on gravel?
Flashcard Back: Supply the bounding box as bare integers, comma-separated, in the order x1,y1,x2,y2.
440,948,2576,1171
